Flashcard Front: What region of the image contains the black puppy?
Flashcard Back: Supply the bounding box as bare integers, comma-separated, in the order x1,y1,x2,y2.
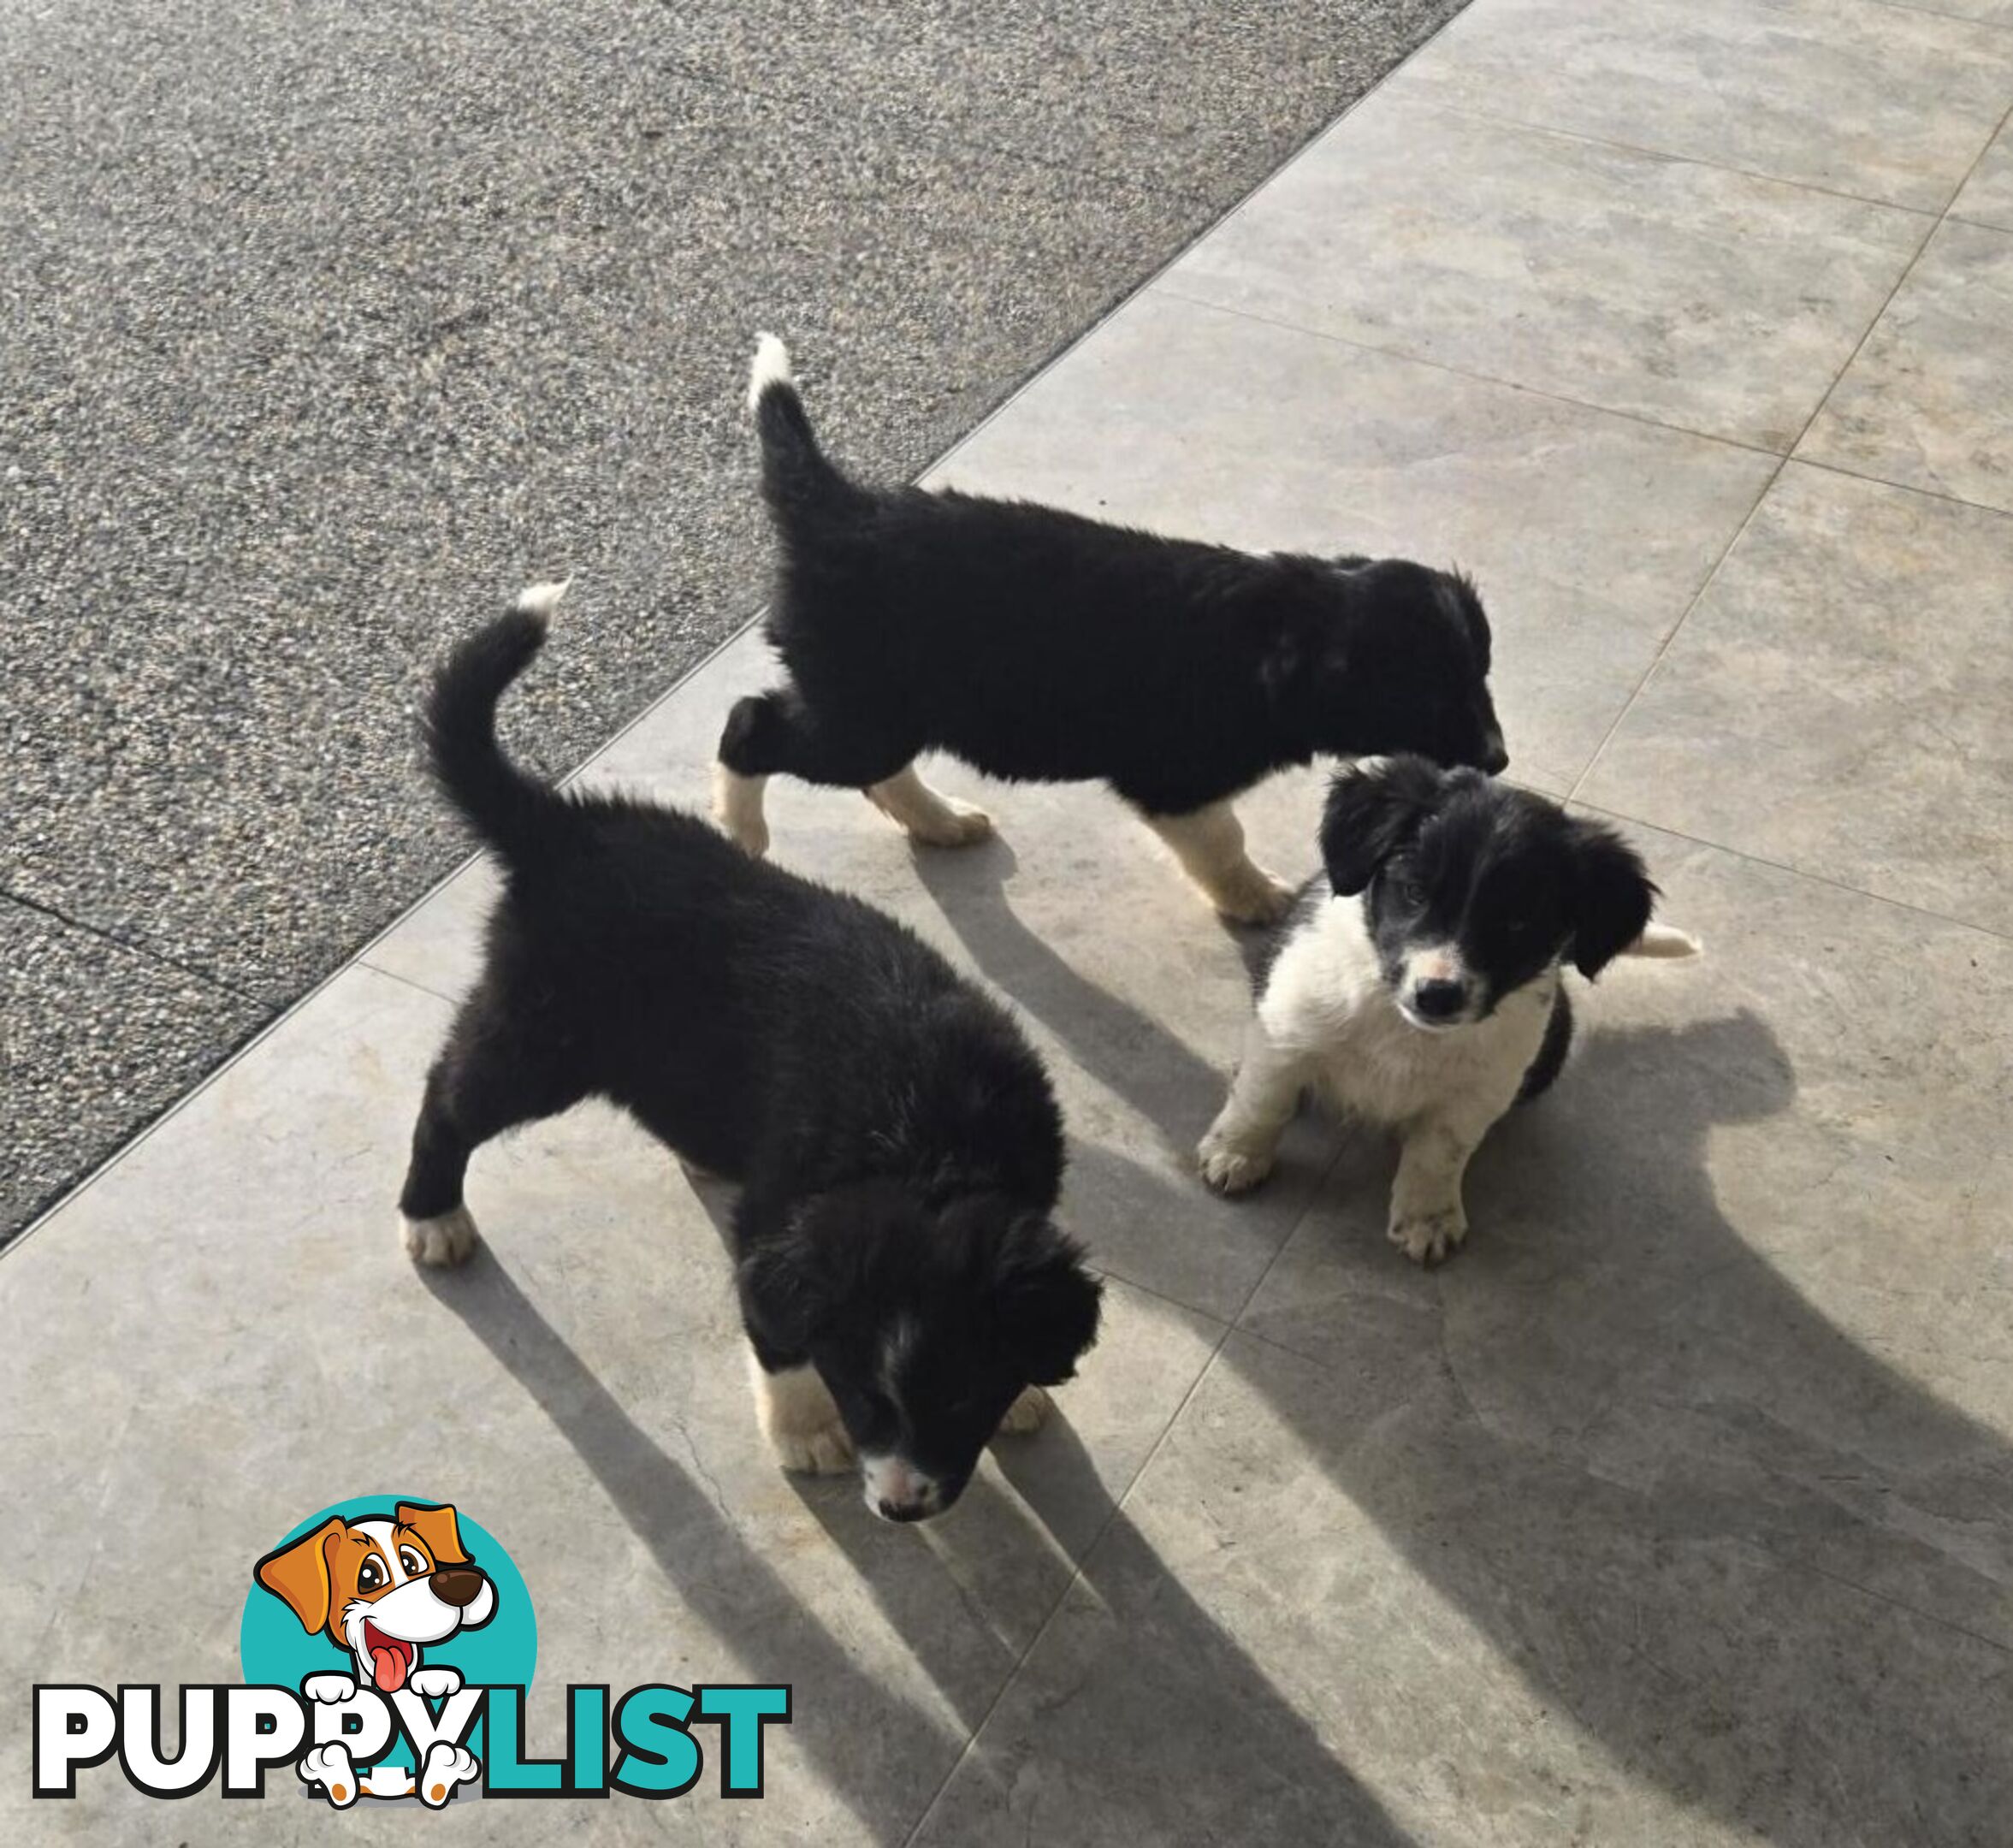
401,588,1103,1522
714,335,1507,924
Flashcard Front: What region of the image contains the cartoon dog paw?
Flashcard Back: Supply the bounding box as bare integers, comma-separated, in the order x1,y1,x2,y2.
301,1672,358,1705
406,1665,464,1700
997,1384,1051,1436
417,1742,481,1808
1388,1204,1468,1266
299,1742,360,1808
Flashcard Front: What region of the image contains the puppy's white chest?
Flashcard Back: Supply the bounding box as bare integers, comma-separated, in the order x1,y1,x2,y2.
1262,897,1550,1128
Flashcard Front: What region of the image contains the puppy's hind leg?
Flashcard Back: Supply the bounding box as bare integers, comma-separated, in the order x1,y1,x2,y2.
1139,800,1294,925
398,999,585,1266
864,763,993,848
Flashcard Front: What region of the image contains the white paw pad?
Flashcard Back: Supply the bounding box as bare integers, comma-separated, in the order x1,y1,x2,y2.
401,1206,478,1267
1211,864,1296,926
1389,1206,1468,1266
1198,1128,1275,1196
417,1742,480,1808
299,1743,360,1808
997,1384,1051,1436
406,1666,463,1700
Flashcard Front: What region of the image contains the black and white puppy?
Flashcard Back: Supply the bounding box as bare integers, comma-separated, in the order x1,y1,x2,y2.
713,335,1507,925
1197,756,1697,1264
401,589,1103,1522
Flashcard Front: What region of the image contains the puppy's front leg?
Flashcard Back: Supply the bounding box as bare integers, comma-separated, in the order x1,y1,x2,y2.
747,1350,856,1474
1387,1112,1489,1265
1199,1022,1310,1195
865,763,993,847
1140,802,1295,925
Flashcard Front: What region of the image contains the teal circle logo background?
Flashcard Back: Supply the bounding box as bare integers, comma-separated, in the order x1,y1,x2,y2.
240,1496,536,1703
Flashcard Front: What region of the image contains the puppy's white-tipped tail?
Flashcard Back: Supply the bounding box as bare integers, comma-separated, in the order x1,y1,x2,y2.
512,578,571,625
748,332,794,415
1624,922,1702,959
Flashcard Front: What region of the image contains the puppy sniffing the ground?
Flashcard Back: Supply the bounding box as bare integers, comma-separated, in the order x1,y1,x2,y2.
713,335,1507,924
400,589,1102,1522
1199,757,1697,1264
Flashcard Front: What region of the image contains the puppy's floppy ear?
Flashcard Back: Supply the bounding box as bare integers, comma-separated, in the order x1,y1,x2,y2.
1319,755,1448,896
395,1502,472,1569
1567,819,1655,979
254,1516,346,1637
992,1217,1104,1387
737,1223,830,1357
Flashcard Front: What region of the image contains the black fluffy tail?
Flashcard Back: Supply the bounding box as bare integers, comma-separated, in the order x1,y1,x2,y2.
424,584,569,858
746,333,861,525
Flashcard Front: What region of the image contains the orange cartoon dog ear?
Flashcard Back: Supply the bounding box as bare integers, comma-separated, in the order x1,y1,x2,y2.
395,1502,472,1568
254,1516,346,1636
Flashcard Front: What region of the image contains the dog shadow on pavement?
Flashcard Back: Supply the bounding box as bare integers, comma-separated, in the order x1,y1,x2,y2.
912,838,2013,1846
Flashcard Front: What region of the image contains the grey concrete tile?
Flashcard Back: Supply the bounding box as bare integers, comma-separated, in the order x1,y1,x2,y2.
1578,463,2013,933
0,897,269,1241
942,826,2013,1848
927,1318,2013,1848
1163,93,1927,450
1951,115,2013,229
933,290,1777,795
1799,217,2013,513
1389,0,2013,210
0,960,1223,1839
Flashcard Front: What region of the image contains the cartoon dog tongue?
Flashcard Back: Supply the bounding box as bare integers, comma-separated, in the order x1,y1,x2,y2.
371,1642,409,1691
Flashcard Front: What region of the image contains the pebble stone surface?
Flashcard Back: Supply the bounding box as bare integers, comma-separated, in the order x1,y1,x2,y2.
0,0,1466,1239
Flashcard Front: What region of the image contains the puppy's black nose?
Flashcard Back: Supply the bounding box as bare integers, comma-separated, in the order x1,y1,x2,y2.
876,1498,930,1524
1480,739,1509,775
430,1567,485,1607
1412,979,1469,1020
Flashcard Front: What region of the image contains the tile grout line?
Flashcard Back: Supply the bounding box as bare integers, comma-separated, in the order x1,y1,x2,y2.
0,885,270,1008
897,1133,1359,1845
1566,187,1963,806
1149,284,1791,459
1569,80,2013,803
1868,0,2013,27
1388,92,1951,218
1571,798,2013,946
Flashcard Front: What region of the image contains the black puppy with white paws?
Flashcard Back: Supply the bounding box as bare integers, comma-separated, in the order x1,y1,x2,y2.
400,589,1102,1522
714,335,1507,924
1199,756,1697,1264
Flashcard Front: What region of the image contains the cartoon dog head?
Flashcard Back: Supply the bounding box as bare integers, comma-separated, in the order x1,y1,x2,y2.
255,1502,496,1692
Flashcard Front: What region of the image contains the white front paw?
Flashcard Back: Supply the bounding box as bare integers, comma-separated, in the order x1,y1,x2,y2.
1211,863,1296,926
401,1205,477,1267
407,1665,462,1699
417,1742,481,1807
299,1742,359,1808
302,1673,357,1705
1388,1204,1468,1266
1198,1122,1275,1196
770,1418,856,1474
997,1384,1051,1436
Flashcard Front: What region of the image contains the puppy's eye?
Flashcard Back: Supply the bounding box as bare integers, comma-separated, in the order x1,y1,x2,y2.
1388,874,1424,907
357,1559,383,1592
399,1547,428,1578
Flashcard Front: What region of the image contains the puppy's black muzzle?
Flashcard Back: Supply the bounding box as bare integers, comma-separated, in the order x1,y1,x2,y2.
1412,979,1470,1022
